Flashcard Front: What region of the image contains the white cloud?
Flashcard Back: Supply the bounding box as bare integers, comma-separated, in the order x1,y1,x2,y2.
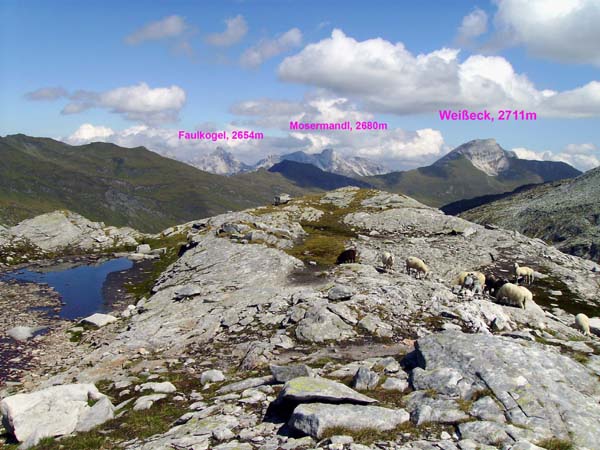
24,87,68,101
278,29,600,118
241,28,302,67
125,15,188,45
232,94,447,168
60,83,186,125
513,143,599,171
457,8,488,44
492,0,600,65
205,15,248,46
66,124,115,144
64,93,447,172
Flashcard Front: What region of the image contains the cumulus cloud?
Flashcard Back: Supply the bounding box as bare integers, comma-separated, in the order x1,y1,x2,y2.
241,28,302,67
513,143,599,171
277,29,600,118
205,15,248,46
64,91,447,172
24,87,68,101
125,15,188,45
232,94,447,168
67,124,115,144
457,8,488,44
492,0,600,65
27,83,185,125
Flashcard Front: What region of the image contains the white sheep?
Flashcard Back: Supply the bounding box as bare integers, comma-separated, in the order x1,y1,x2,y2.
514,263,535,285
575,313,591,336
456,271,486,289
406,256,429,279
381,251,394,271
495,283,529,309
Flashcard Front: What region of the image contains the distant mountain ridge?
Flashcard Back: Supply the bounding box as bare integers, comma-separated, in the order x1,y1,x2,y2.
268,160,372,190
366,139,581,207
0,134,317,232
187,147,252,175
188,148,387,178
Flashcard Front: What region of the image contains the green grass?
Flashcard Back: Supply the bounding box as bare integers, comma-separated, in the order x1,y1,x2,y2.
283,189,376,266
536,438,575,450
124,233,187,300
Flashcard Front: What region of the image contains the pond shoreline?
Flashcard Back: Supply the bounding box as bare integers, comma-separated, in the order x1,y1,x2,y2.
0,253,156,387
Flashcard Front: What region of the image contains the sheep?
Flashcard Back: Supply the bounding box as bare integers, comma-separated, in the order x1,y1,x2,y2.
495,283,530,309
178,240,199,257
514,263,535,285
381,252,394,271
336,248,358,264
456,271,486,290
575,313,591,336
406,256,429,279
484,274,509,295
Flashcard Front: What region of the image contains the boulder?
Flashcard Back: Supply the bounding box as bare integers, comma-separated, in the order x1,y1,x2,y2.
80,313,118,328
133,394,167,411
327,285,353,301
136,244,151,254
270,364,312,383
0,384,113,446
277,377,376,405
7,326,45,341
288,403,409,439
351,367,380,390
200,369,226,385
139,382,176,394
295,306,355,343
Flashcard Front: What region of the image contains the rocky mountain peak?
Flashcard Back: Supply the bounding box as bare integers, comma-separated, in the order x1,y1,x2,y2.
437,139,516,176
187,147,251,175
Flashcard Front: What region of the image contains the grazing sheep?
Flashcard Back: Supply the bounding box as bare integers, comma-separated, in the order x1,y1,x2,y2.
406,256,429,279
381,252,394,270
472,278,484,295
575,313,591,336
456,271,486,290
485,275,509,295
514,263,535,285
336,248,358,264
178,240,199,257
495,283,529,309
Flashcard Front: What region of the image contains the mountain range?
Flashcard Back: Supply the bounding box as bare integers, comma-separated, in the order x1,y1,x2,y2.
187,148,387,177
0,134,317,232
0,134,583,234
365,139,581,207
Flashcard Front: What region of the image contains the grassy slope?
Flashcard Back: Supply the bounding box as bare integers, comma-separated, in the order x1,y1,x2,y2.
0,135,317,232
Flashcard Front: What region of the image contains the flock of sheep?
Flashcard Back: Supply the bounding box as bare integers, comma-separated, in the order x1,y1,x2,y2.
337,248,593,337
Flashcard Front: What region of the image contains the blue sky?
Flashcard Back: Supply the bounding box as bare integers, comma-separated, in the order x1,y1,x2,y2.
1,0,599,170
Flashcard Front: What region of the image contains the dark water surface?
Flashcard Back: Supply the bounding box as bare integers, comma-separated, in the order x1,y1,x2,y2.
1,258,133,320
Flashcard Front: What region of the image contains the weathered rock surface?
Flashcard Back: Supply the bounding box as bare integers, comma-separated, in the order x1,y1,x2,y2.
288,402,409,439
5,210,143,253
0,384,113,446
416,331,600,447
6,326,45,341
80,313,118,328
277,377,377,405
4,187,600,450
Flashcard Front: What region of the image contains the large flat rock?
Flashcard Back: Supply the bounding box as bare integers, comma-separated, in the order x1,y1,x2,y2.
0,383,113,446
277,377,376,405
415,331,600,448
288,403,409,439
